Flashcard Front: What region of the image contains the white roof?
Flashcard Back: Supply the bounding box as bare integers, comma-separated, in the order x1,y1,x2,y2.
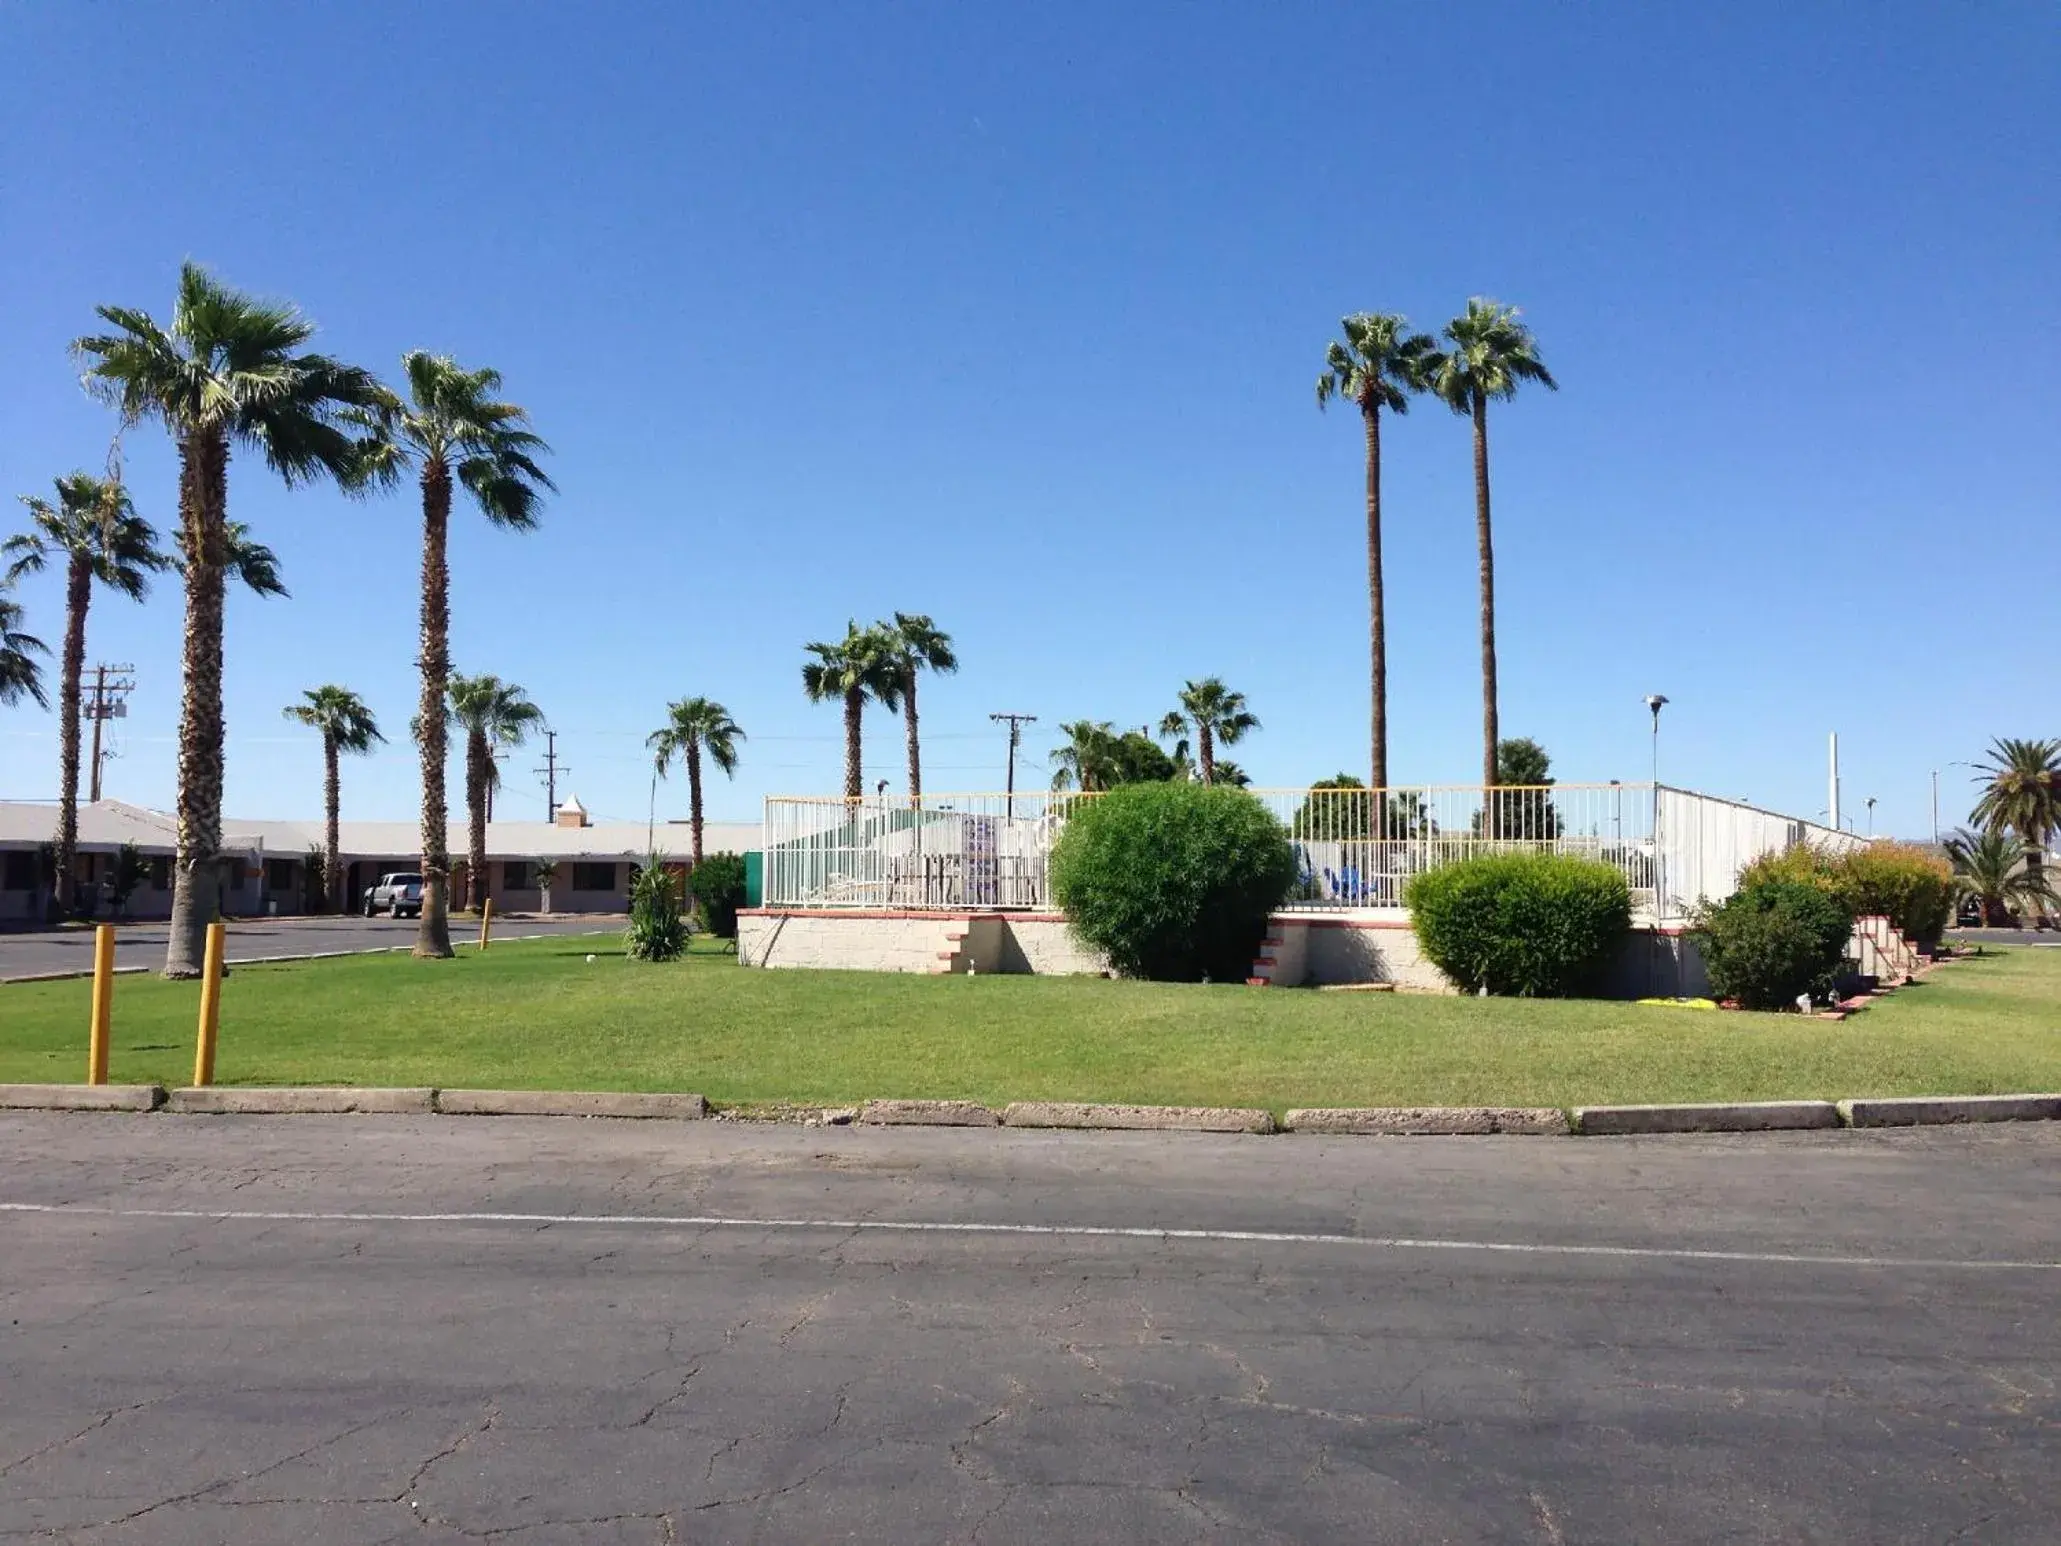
0,801,760,862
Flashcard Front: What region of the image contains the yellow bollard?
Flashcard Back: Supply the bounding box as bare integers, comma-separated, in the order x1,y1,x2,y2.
87,924,115,1085
478,896,494,953
192,920,226,1088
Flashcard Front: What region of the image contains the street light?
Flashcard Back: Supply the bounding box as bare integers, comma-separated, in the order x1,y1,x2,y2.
1644,695,1669,789
1865,795,1877,837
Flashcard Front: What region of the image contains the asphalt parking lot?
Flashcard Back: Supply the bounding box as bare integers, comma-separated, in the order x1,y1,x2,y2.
0,915,622,981
2,1114,2056,1542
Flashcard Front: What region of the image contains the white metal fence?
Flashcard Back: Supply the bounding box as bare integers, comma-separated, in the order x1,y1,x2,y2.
761,784,1864,921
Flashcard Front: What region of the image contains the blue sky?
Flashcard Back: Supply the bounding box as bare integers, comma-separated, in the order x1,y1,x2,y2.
1,2,2053,839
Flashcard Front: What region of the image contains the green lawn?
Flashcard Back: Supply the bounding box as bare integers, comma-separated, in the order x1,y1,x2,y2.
2,938,2056,1113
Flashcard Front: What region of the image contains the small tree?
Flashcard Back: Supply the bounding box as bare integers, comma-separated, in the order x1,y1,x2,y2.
688,851,747,941
109,842,146,918
625,852,687,962
533,859,559,915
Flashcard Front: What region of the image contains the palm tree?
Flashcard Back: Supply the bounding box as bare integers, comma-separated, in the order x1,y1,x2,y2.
73,262,383,977
0,585,47,710
354,353,553,958
447,673,544,915
533,859,559,915
1968,737,2061,875
1427,299,1557,789
1051,719,1120,792
1944,827,2058,926
1317,313,1435,792
649,697,745,865
884,612,958,805
801,622,902,803
282,687,384,911
6,473,169,916
1164,677,1259,786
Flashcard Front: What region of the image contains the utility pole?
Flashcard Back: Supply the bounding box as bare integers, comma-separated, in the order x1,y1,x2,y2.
989,713,1036,818
82,663,136,803
533,729,566,820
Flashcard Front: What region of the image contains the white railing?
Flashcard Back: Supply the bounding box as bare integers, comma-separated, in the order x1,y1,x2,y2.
761,783,1863,921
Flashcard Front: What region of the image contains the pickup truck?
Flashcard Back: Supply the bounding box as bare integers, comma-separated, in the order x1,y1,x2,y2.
362,871,425,919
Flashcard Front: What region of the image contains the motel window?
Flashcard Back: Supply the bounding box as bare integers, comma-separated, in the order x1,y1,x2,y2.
572,862,617,892
266,859,296,893
504,861,533,890
150,857,171,890
2,851,34,891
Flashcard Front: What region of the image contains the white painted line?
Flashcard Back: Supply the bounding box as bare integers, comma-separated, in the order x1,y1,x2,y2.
1,1202,2052,1272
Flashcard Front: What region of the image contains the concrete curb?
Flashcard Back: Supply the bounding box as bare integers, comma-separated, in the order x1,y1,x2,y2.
1573,1100,1840,1136
1002,1102,1276,1134
858,1099,1000,1127
166,1086,437,1115
1285,1106,1567,1136
1838,1094,2061,1128
0,1082,166,1112
436,1089,708,1120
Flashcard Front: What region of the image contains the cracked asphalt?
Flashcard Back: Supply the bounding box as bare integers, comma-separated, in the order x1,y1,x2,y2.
2,1116,2057,1543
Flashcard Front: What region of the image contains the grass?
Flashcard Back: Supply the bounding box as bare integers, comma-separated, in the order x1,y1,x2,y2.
2,937,2056,1114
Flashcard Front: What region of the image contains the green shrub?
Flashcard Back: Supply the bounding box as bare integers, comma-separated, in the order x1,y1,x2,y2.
1835,842,1955,945
1737,842,1953,946
624,854,687,962
1050,781,1297,982
688,851,747,940
1402,853,1631,997
1693,880,1853,1010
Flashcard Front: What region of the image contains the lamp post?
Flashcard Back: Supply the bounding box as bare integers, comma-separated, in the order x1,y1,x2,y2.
1865,795,1877,837
1644,695,1668,789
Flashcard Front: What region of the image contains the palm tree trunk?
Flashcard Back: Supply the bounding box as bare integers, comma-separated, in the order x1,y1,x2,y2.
1199,723,1215,786
687,746,705,867
54,554,91,920
414,461,455,957
1473,396,1499,795
165,429,228,978
1363,402,1388,797
843,687,863,803
467,728,490,916
322,733,342,912
904,674,922,808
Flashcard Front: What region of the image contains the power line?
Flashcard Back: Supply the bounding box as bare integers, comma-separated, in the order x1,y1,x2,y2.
989,712,1037,817
82,663,136,803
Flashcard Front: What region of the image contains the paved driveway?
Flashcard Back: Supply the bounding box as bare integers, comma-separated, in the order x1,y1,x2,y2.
0,914,622,980
1,1116,2055,1542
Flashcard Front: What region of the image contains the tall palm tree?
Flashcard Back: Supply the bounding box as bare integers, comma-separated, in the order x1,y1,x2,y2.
1163,677,1259,786
1944,827,2058,926
6,473,169,916
1317,313,1435,792
447,674,544,915
884,612,957,805
282,686,384,911
0,585,47,710
73,262,382,977
1427,298,1557,790
1968,737,2061,874
354,353,553,958
649,697,745,865
801,622,902,803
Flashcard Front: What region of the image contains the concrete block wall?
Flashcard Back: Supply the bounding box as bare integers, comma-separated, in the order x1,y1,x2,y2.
738,910,970,973
996,916,1110,976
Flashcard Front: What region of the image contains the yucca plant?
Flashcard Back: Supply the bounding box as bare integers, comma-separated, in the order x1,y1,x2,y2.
625,852,688,962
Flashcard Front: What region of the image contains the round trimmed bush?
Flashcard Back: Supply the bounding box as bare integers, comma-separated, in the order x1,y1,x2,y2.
1737,842,1953,948
1402,853,1632,997
1693,880,1853,1010
1050,782,1297,982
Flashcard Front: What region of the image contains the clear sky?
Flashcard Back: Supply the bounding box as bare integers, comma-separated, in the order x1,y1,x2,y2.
1,2,2053,839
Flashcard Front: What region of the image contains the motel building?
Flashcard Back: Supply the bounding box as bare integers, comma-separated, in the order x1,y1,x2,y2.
0,796,760,923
